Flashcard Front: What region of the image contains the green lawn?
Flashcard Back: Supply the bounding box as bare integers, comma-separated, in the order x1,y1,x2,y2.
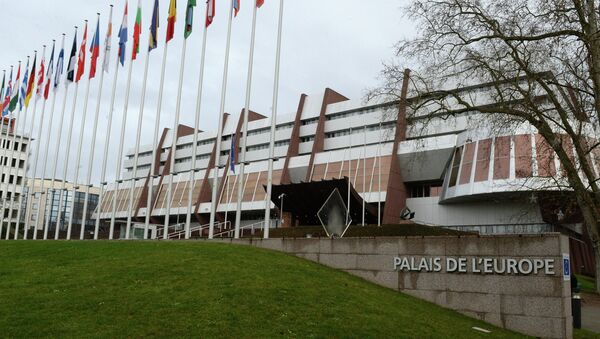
0,241,530,338
576,274,598,295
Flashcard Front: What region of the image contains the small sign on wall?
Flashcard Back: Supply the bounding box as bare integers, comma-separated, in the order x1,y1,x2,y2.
563,253,570,281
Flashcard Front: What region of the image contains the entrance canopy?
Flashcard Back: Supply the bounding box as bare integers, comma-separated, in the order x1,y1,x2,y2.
268,178,379,226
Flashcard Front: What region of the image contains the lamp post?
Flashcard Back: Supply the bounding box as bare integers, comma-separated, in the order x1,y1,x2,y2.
278,193,286,226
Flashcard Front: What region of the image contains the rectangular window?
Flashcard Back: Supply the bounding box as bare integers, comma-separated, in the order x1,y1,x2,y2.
449,147,462,187
493,136,511,180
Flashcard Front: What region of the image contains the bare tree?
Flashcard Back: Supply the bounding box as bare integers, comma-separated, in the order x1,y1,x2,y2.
369,0,600,292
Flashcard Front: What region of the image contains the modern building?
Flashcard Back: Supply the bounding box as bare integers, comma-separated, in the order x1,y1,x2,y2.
0,117,30,228
96,78,599,261
23,178,100,238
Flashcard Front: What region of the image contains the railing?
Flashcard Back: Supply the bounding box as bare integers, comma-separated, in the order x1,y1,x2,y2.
159,221,232,240
442,223,556,235
213,220,269,238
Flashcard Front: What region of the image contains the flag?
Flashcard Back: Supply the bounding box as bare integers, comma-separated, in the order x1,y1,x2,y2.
76,22,88,82
118,2,129,66
55,40,65,88
103,8,113,72
0,72,5,113
166,0,176,42
184,0,196,38
66,31,78,83
233,0,240,17
24,56,35,107
36,50,46,101
44,42,55,100
256,0,264,8
132,0,142,59
2,68,12,116
89,18,100,79
206,0,215,27
8,64,20,112
230,133,236,173
149,0,159,51
18,59,29,110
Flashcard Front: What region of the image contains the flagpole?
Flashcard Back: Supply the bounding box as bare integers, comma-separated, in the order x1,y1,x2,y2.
36,36,68,240
209,0,235,240
362,125,366,226
163,38,188,240
31,39,60,240
17,45,48,239
377,121,381,227
82,8,112,240
144,29,171,240
234,1,259,239
53,27,82,240
184,18,209,240
96,6,120,240
346,126,351,227
111,49,135,240
125,45,152,240
263,0,285,239
6,55,34,240
0,64,15,239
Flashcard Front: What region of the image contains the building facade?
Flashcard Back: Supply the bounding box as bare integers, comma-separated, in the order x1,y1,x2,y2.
96,80,600,247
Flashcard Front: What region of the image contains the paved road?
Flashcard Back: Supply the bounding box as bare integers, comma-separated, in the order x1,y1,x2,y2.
582,293,600,333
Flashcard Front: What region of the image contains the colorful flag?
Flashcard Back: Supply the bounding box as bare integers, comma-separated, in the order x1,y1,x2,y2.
2,68,12,116
206,0,215,27
256,0,264,8
89,18,101,79
55,40,65,88
36,50,46,101
233,0,240,17
132,0,142,60
66,31,78,83
230,133,236,173
0,72,5,113
103,8,113,73
8,63,21,112
76,22,88,82
149,0,160,51
118,2,129,66
24,56,35,107
166,0,176,42
18,59,29,110
2,69,12,116
184,0,196,38
44,42,55,100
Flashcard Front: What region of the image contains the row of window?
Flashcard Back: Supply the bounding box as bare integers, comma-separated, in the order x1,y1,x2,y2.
0,139,27,152
0,156,25,169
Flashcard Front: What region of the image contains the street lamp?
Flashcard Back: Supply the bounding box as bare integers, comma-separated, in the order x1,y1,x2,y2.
278,193,286,226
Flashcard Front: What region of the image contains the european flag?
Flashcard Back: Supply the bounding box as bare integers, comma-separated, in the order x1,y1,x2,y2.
148,0,160,52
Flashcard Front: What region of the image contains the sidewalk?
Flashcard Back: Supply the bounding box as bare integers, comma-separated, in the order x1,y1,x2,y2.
582,293,600,333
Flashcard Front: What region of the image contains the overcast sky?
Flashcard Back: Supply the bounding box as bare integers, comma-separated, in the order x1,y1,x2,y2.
0,0,413,184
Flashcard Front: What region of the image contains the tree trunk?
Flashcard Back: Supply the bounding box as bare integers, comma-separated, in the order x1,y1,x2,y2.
594,241,600,293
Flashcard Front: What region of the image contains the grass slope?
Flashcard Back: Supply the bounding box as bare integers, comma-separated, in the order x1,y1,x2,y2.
0,241,527,338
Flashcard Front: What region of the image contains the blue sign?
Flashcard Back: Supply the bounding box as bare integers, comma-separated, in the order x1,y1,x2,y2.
562,254,570,281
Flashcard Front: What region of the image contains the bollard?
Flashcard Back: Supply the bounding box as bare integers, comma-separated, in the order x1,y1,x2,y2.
572,283,581,329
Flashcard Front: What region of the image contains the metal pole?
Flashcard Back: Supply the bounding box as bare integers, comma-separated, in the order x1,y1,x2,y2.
362,125,366,226
163,37,188,239
184,18,209,240
0,65,15,239
378,121,382,227
347,126,351,226
263,0,285,239
209,0,234,239
234,0,259,239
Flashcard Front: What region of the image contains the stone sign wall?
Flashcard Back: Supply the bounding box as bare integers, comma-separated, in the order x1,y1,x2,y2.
212,234,572,338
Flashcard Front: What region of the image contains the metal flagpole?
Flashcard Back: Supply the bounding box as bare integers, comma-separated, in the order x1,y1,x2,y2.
347,126,351,226
110,47,136,240
6,55,37,240
124,46,151,240
67,18,96,240
263,0,285,239
82,7,113,240
53,26,82,240
0,65,15,239
97,7,121,240
15,45,46,239
31,37,65,240
144,17,172,240
184,15,209,240
39,35,68,240
209,0,235,239
362,125,366,226
234,0,259,239
163,35,189,240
